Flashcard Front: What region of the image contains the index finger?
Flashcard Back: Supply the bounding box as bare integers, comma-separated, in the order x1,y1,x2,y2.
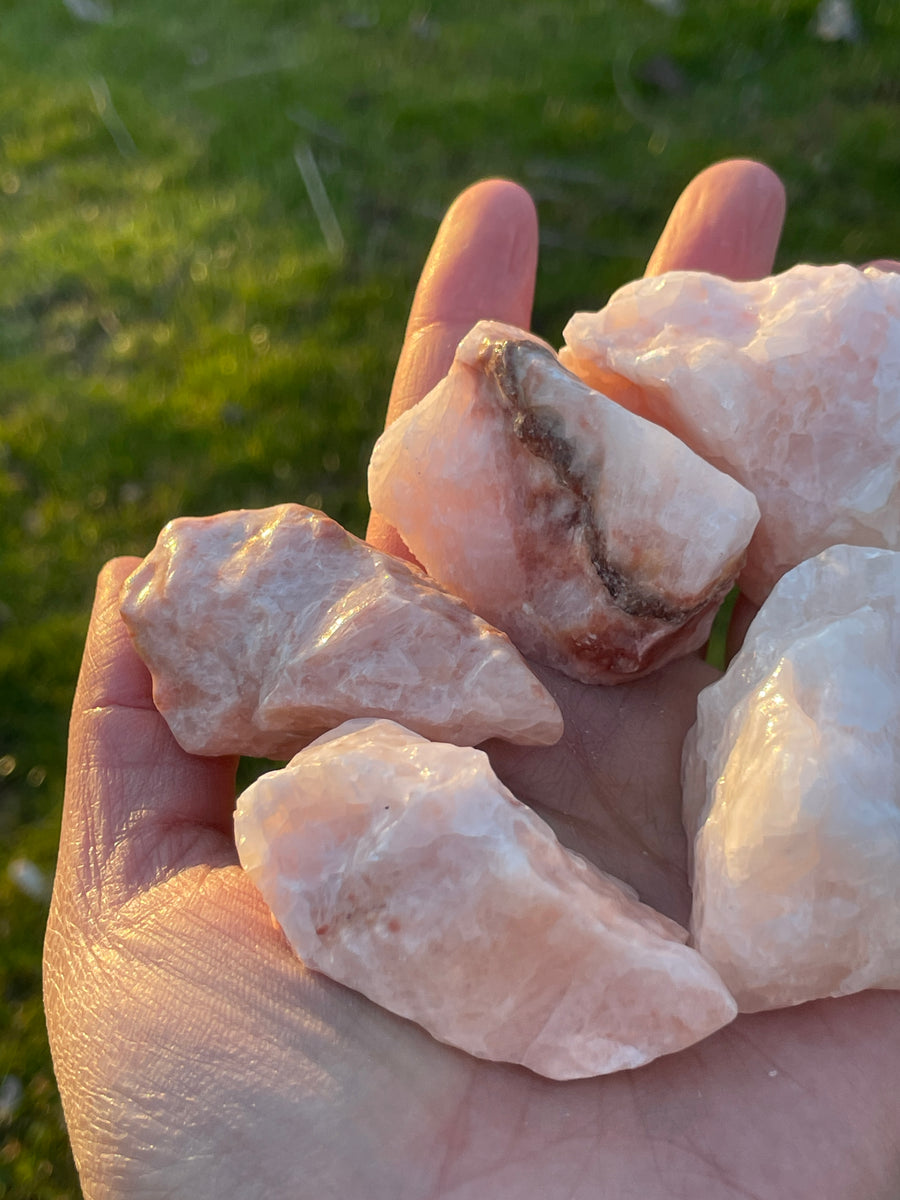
366,179,538,556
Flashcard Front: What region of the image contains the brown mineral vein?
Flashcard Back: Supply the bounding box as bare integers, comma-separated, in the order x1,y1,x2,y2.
480,335,712,624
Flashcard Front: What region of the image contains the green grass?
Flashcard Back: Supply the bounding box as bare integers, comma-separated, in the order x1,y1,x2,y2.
1,0,899,1193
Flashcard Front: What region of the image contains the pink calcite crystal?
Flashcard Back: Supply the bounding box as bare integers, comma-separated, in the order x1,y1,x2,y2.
368,320,759,684
119,505,562,758
563,265,900,605
235,718,738,1078
683,545,900,1012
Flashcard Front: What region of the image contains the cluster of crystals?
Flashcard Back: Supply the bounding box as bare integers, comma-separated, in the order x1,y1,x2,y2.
122,502,738,1076
560,264,900,1012
123,263,900,1076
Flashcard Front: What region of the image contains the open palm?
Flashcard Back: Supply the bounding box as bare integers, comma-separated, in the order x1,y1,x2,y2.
44,162,900,1199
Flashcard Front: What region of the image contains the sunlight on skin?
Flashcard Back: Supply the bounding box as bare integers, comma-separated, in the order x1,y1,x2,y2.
366,178,538,563
45,163,900,1200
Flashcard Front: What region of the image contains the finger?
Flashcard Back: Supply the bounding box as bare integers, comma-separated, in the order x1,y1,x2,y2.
367,178,538,556
643,161,784,659
865,259,900,273
645,158,786,281
57,558,238,917
386,179,538,426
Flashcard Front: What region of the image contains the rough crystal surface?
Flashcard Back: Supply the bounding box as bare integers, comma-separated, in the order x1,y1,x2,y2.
119,504,562,758
563,264,900,604
236,718,737,1078
368,320,759,684
683,545,900,1012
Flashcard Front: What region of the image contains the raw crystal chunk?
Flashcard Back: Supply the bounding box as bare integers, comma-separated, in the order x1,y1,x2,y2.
368,320,759,684
236,718,737,1078
119,505,562,758
563,265,900,604
683,545,900,1012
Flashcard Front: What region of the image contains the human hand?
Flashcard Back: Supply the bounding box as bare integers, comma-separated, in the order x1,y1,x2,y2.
45,164,900,1200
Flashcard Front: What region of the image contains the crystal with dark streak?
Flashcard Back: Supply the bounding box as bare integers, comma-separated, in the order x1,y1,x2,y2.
368,320,760,684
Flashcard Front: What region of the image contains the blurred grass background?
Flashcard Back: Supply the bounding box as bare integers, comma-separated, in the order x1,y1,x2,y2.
1,0,899,1193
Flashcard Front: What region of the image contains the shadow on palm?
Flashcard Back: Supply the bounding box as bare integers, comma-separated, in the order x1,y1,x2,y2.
485,653,716,926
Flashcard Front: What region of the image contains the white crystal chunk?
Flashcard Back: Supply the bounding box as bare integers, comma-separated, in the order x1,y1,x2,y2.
563,264,900,603
120,504,562,758
369,320,759,684
236,719,738,1079
683,545,900,1011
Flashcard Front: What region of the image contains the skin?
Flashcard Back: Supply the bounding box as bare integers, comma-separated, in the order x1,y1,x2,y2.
44,160,900,1199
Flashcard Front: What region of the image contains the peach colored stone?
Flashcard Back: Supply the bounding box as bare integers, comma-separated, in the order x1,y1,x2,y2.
683,545,900,1012
236,719,738,1078
120,505,562,758
368,320,759,684
563,264,900,604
